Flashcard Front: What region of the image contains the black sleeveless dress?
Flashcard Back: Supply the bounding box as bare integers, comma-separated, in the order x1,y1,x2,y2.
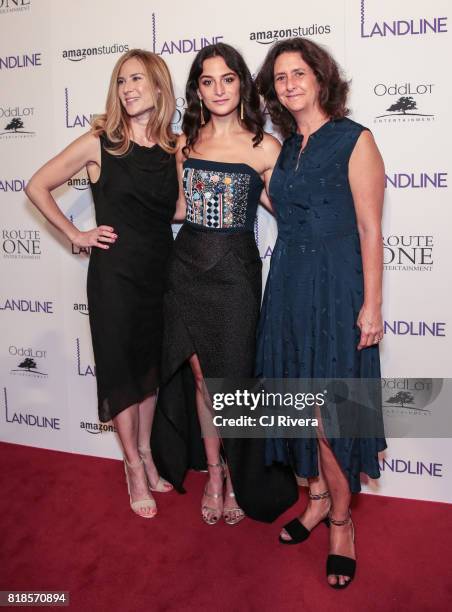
88,135,177,422
152,159,298,523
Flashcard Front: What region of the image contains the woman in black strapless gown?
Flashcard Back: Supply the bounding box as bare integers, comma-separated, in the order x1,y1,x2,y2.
152,43,298,525
26,49,178,519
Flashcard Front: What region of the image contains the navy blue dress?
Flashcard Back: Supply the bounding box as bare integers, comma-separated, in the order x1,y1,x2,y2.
256,118,386,493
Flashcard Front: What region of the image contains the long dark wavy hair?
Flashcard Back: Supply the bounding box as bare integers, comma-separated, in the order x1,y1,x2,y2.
182,43,264,157
256,38,349,139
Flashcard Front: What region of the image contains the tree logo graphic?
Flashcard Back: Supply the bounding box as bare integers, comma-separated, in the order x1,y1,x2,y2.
385,391,430,412
376,96,433,119
5,118,24,132
387,97,417,115
1,116,34,137
19,357,37,371
11,357,47,377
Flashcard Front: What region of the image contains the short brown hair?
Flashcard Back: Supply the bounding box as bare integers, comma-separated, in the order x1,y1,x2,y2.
256,38,349,139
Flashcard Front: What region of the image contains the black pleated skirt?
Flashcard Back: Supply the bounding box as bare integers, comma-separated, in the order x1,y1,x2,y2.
152,223,298,523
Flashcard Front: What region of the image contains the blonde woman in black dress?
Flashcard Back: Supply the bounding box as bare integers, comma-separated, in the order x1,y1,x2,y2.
26,49,178,518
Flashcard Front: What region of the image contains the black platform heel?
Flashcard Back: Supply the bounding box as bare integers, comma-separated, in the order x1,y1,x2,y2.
279,490,330,545
326,511,356,589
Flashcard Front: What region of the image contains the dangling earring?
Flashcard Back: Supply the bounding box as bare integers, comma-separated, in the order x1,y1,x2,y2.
200,99,206,126
240,100,244,121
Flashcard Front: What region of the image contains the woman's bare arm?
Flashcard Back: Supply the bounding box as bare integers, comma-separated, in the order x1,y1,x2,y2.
349,130,385,350
25,132,117,249
259,133,281,213
172,134,188,223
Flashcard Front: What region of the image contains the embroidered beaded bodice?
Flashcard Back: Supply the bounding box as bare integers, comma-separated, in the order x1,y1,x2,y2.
183,158,263,232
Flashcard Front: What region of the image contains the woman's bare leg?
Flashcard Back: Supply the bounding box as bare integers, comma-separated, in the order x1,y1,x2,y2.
279,452,331,541
189,354,225,522
113,404,155,516
317,437,355,587
136,391,171,491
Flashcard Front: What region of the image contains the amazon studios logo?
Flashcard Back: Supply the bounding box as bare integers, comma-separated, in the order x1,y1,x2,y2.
360,0,447,38
3,387,60,430
0,104,35,139
8,344,47,378
62,43,129,62
151,13,223,55
383,234,434,272
373,81,435,124
1,228,41,259
74,302,89,316
67,174,90,191
0,0,31,14
249,22,332,45
80,421,116,435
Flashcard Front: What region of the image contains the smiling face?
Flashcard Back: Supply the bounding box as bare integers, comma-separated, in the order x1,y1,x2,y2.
117,57,157,117
273,51,321,117
197,55,241,118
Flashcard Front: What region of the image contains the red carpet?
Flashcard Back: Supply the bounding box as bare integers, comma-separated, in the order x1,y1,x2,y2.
1,441,451,611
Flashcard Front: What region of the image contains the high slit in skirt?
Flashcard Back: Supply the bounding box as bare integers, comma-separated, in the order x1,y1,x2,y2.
151,223,298,523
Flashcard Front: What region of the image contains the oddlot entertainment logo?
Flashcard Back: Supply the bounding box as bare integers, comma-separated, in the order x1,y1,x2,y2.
9,344,47,378
382,378,436,415
373,81,435,124
152,13,223,55
0,104,35,139
3,387,60,430
360,0,447,38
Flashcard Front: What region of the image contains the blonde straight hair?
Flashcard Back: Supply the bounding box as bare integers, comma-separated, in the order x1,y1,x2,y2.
92,49,176,154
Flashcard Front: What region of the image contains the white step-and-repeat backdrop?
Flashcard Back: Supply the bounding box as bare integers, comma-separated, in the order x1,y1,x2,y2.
1,0,451,503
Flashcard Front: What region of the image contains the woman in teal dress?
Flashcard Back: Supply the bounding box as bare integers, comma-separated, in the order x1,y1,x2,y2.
256,38,386,588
